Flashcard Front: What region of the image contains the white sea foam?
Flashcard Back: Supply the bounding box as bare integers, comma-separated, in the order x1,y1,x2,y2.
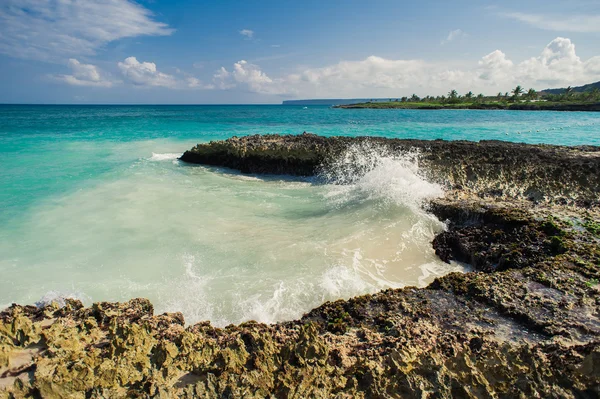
320,263,372,298
418,261,468,286
320,143,444,213
150,152,182,161
1,140,465,326
35,290,90,308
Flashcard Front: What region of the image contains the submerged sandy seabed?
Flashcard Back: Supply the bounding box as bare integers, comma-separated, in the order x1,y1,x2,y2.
1,144,466,326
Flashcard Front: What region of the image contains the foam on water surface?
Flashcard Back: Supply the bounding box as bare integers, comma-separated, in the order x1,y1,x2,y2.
0,141,461,326
150,152,183,161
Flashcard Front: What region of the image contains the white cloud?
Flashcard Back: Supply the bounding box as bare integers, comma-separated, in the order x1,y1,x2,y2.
213,67,235,89
476,37,600,89
516,38,600,86
186,77,214,90
0,0,173,62
502,12,600,33
53,59,113,87
117,57,215,90
213,37,600,97
239,29,254,39
478,50,514,81
118,57,178,88
215,60,289,94
290,56,427,93
441,29,467,45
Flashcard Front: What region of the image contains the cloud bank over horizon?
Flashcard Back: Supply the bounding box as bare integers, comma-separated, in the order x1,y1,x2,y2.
48,37,600,99
212,37,600,98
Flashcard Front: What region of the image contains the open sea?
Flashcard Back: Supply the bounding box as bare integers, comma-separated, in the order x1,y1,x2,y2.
1,105,599,325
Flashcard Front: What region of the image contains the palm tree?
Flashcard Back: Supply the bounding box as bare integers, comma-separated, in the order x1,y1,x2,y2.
411,94,420,102
476,93,484,103
564,86,573,98
512,85,523,97
526,88,537,101
465,91,474,99
447,89,459,103
497,92,503,100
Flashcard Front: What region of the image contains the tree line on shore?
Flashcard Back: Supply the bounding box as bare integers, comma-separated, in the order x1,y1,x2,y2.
374,85,600,104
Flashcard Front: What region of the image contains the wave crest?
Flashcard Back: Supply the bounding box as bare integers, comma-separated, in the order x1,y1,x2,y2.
150,152,182,161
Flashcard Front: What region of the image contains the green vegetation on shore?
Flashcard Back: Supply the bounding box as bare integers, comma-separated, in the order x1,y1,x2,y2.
336,85,600,111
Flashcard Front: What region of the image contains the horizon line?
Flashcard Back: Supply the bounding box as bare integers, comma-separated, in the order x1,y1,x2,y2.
0,103,291,106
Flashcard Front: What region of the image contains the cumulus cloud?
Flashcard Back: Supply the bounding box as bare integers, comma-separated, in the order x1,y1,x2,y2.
215,56,447,97
478,50,514,81
213,67,235,89
239,29,254,39
214,60,289,94
118,57,179,88
186,77,214,90
213,37,600,97
0,0,173,62
117,57,214,90
290,56,427,93
53,59,113,87
441,29,467,45
474,37,600,88
502,12,600,33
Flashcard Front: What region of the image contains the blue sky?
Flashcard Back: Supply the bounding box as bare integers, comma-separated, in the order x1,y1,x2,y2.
1,0,599,103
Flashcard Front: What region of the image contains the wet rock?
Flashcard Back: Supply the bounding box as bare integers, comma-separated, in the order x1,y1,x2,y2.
180,133,600,205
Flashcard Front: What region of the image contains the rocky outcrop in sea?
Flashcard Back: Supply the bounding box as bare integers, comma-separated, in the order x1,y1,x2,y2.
2,134,599,398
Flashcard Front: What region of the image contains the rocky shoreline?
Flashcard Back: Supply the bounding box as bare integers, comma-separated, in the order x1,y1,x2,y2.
2,134,599,398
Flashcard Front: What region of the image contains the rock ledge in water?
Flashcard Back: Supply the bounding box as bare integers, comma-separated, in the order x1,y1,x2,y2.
181,133,600,205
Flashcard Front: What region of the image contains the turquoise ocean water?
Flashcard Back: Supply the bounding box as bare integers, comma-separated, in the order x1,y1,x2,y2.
1,105,599,325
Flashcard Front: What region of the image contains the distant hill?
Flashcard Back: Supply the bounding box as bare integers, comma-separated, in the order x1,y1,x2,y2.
541,81,600,95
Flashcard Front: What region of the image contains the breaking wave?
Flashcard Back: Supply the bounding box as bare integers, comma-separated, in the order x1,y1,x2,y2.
319,142,444,213
150,152,182,161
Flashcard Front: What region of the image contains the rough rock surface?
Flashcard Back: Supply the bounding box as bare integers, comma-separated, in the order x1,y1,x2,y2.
2,134,600,398
180,133,600,205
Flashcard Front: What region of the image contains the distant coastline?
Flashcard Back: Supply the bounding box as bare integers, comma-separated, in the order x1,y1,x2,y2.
287,82,600,111
334,101,600,111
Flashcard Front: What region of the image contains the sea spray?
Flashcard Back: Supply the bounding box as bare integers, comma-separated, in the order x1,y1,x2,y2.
318,142,444,214
35,290,91,308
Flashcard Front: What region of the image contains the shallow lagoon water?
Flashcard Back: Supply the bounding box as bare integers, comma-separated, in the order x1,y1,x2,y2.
1,105,598,325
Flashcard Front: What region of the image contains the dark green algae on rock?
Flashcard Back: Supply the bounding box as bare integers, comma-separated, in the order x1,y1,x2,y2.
2,134,600,398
